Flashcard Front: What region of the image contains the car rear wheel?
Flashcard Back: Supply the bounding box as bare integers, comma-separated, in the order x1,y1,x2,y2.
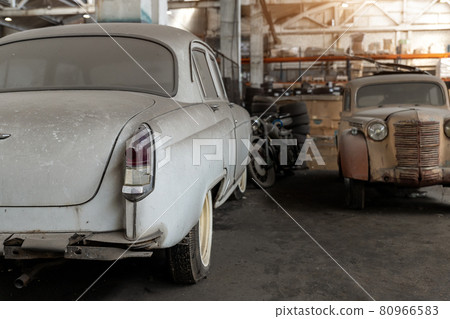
233,168,247,200
344,178,365,209
168,191,213,284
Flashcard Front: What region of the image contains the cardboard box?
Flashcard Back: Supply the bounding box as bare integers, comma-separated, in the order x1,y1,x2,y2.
437,58,450,78
351,33,365,54
309,118,340,137
368,42,381,54
383,39,394,53
303,97,342,121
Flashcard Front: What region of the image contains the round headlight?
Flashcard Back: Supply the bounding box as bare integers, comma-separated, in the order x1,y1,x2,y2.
445,120,450,138
367,122,388,141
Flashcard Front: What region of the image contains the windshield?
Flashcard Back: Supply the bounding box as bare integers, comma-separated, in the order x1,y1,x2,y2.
0,36,176,95
357,82,445,108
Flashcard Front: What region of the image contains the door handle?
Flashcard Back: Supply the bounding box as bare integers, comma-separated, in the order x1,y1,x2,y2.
209,104,220,112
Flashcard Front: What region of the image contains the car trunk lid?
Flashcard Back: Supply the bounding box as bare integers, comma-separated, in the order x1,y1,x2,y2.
0,90,155,207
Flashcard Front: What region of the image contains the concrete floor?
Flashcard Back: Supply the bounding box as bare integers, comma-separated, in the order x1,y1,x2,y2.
1,168,450,301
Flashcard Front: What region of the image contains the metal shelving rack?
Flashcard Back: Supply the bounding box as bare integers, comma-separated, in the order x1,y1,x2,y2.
242,53,450,83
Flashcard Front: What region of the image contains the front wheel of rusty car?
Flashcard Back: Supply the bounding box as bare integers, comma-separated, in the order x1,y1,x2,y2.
168,191,213,284
344,178,365,210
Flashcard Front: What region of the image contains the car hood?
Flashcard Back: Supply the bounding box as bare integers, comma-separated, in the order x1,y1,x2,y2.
354,105,450,121
0,90,155,207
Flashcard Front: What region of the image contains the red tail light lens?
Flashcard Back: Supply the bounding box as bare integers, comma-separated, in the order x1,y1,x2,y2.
125,126,152,167
122,124,155,201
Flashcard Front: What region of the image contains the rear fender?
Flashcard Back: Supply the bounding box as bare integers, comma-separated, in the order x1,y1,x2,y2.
339,130,369,181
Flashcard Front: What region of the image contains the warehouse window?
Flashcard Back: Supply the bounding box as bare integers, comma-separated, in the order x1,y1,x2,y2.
0,36,176,96
193,49,218,99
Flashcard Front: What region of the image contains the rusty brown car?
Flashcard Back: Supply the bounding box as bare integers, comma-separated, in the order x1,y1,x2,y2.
337,72,450,209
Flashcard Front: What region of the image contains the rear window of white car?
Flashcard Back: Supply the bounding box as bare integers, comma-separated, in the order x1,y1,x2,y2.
357,82,445,108
0,36,176,96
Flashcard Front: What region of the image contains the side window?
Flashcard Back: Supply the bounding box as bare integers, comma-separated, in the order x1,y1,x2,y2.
208,54,227,99
193,50,218,99
343,89,351,112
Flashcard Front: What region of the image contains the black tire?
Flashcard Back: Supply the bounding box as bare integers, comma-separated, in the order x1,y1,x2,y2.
251,102,276,116
291,124,310,135
168,191,213,284
253,95,274,104
244,87,263,110
248,142,276,188
344,178,365,209
278,101,308,116
292,132,308,147
290,113,310,126
233,168,247,200
337,157,343,180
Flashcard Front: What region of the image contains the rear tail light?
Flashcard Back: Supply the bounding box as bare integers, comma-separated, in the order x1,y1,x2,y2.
122,124,155,201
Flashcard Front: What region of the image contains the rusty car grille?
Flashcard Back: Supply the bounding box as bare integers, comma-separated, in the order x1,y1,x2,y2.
394,121,440,168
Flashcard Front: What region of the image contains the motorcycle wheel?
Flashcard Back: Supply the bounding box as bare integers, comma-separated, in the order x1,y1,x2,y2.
248,143,276,188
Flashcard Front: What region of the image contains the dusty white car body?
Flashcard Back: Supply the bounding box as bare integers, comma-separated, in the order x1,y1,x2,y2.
0,24,250,282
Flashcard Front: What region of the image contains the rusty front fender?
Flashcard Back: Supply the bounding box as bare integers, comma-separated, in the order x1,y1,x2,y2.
339,130,369,181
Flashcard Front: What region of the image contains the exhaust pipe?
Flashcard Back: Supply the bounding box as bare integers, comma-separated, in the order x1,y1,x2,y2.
14,260,64,289
14,274,31,289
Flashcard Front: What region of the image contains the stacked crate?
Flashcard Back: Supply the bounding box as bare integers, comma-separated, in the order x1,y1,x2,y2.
437,58,450,78
301,95,342,137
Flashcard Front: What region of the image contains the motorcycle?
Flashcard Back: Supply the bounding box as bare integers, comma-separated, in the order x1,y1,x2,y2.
248,101,310,188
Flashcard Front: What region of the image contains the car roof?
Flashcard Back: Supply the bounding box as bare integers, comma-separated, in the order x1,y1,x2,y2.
347,73,445,90
0,23,199,49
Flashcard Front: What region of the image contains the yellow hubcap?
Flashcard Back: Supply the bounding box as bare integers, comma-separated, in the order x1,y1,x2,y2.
238,169,247,193
198,191,212,267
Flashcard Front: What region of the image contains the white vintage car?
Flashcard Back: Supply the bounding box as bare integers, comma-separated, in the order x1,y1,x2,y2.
0,23,250,284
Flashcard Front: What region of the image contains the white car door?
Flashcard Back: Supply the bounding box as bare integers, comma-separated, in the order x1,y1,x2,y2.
192,46,236,193
206,50,250,184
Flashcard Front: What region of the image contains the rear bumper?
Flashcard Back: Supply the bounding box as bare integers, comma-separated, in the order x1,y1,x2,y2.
0,231,162,261
374,167,450,187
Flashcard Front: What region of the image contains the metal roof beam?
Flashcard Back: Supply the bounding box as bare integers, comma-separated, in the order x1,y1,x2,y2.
0,18,26,30
259,0,281,44
373,2,400,25
0,5,95,16
40,15,62,24
281,2,336,28
304,15,328,28
57,0,77,6
408,0,439,25
276,23,450,34
16,0,28,9
168,1,219,9
339,2,367,26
